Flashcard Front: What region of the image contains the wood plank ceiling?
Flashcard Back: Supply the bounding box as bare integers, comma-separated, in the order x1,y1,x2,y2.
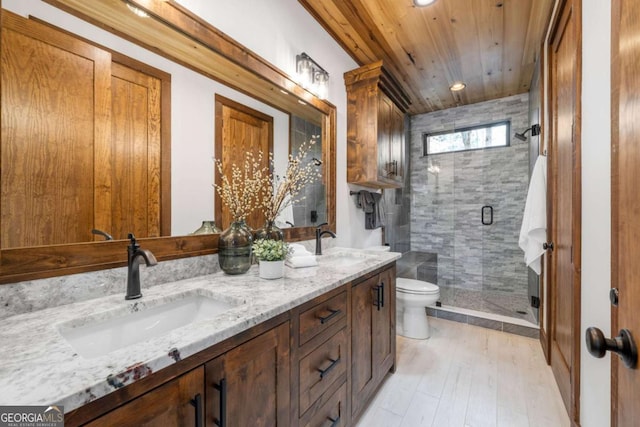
299,0,554,115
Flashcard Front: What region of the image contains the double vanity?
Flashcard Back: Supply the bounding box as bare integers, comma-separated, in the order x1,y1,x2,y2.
0,248,400,426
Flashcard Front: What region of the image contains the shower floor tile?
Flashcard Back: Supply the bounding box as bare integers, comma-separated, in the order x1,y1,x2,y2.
355,318,569,427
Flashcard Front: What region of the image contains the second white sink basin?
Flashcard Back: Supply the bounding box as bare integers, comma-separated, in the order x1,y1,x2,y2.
320,250,371,267
58,292,239,358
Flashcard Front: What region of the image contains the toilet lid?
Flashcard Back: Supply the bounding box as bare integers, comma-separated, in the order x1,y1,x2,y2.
396,278,439,295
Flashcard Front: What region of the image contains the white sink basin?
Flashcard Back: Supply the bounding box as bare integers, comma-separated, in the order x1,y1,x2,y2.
320,251,371,267
58,292,239,358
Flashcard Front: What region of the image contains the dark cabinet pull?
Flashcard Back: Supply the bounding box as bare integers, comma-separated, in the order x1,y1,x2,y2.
212,378,227,427
318,308,342,324
190,393,203,427
481,205,493,225
373,282,384,311
318,357,341,379
372,285,380,310
328,415,341,427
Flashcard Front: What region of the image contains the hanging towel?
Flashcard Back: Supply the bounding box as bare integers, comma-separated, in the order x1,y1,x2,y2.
519,155,547,275
356,190,375,214
365,192,386,229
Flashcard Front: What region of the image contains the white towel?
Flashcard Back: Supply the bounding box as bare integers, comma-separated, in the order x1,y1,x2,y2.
285,256,318,268
288,243,312,257
519,155,547,275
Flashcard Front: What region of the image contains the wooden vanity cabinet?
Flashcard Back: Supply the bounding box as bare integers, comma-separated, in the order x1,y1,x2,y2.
67,263,397,427
344,61,408,189
205,322,291,427
350,266,396,419
84,367,205,427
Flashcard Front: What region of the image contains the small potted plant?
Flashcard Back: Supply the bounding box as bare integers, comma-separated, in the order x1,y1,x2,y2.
252,238,290,279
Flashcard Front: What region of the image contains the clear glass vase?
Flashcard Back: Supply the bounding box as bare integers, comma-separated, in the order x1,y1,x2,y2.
254,220,284,241
192,220,221,235
218,220,253,274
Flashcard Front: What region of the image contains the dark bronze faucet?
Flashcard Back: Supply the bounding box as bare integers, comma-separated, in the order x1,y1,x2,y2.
126,233,158,300
315,223,336,255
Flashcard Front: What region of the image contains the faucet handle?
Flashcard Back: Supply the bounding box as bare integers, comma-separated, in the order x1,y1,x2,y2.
127,233,139,249
316,222,328,229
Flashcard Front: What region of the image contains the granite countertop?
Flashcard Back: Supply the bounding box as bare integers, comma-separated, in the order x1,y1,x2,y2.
0,247,400,412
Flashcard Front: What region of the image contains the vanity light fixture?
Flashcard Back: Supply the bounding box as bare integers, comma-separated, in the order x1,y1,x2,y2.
449,81,466,91
296,52,330,99
414,0,436,6
125,2,149,18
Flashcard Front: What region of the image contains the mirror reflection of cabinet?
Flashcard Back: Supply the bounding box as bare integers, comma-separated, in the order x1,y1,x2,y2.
345,61,409,188
0,11,169,248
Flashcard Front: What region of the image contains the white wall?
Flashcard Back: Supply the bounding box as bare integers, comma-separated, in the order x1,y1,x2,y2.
4,0,374,246
173,0,375,248
580,1,611,425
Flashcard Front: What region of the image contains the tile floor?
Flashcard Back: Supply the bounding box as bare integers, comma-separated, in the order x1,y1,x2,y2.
356,317,570,427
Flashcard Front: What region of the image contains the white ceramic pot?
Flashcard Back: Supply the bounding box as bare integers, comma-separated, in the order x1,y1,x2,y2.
259,260,285,279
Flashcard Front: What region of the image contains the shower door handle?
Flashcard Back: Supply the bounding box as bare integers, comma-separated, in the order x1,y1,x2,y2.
481,205,493,225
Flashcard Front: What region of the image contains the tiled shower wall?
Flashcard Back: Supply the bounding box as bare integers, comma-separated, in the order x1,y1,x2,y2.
409,93,530,313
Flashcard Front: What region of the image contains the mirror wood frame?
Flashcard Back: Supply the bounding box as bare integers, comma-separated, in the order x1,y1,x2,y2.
0,0,337,284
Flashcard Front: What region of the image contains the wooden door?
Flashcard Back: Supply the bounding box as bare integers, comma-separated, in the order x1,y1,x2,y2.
0,11,111,248
215,95,272,230
85,367,204,426
107,62,163,240
205,322,290,427
547,0,581,422
611,0,640,424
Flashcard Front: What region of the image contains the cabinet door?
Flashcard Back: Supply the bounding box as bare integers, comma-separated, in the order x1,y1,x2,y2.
85,367,204,427
351,269,396,418
206,322,290,427
351,275,378,417
377,93,393,181
389,104,404,184
373,267,395,376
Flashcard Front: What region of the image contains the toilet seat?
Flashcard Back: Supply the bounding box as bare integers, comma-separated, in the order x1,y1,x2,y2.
397,278,439,295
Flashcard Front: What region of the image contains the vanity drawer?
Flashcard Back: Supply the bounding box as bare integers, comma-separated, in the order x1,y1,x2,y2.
299,328,347,415
302,382,347,427
299,291,347,346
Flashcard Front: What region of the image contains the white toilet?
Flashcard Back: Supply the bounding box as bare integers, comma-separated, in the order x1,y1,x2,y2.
396,278,440,339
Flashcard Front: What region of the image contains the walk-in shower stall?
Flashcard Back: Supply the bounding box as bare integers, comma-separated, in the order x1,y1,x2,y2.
404,94,534,323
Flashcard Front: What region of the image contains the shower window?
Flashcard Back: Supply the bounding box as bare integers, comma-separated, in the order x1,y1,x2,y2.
423,121,510,155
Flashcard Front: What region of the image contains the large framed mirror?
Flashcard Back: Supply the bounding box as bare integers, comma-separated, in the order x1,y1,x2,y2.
0,0,336,283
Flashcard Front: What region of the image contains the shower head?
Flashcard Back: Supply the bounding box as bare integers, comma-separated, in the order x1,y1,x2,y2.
514,124,541,141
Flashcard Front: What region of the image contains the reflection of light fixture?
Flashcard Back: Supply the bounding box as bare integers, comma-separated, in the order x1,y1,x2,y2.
449,82,466,91
515,124,541,141
296,52,329,99
125,2,149,18
414,0,436,6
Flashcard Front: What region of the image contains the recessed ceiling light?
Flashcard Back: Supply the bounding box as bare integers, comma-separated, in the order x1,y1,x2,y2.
414,0,436,6
449,82,466,91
